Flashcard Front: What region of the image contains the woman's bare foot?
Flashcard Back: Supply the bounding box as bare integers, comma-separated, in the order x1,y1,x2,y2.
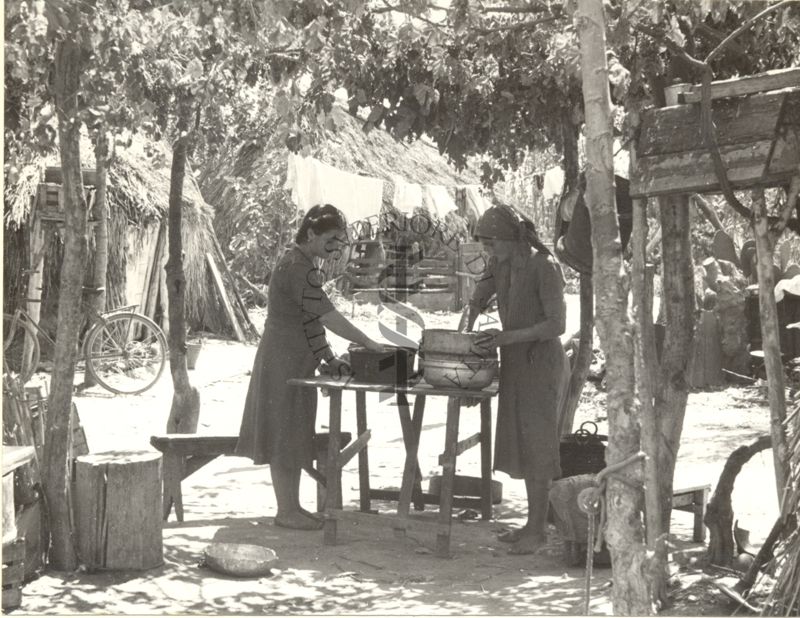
508,530,547,555
274,510,323,530
299,506,323,522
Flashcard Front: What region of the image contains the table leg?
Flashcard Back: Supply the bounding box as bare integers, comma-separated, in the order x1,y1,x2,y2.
324,390,342,546
480,399,493,520
396,393,424,510
355,391,371,513
436,397,461,557
397,395,426,518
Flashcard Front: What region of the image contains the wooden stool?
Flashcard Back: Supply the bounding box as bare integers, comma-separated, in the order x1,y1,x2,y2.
672,484,711,542
150,433,352,521
74,450,163,570
150,435,239,522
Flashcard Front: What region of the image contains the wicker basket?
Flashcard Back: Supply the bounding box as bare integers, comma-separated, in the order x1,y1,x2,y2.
558,421,607,479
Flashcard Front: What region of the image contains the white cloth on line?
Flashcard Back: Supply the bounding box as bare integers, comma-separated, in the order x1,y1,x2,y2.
463,185,489,218
391,176,423,215
285,153,384,222
422,184,457,217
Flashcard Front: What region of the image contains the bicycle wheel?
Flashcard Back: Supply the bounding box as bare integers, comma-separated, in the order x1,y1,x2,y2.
3,313,41,384
85,313,168,395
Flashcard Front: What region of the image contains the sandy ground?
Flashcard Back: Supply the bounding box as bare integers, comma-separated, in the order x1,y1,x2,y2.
14,296,779,615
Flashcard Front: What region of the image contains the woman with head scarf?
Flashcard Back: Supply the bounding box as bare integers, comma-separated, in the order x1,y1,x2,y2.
236,204,385,531
461,202,569,554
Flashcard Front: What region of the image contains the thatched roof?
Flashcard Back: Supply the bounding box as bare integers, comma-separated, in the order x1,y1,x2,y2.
3,133,255,340
4,133,207,229
199,105,484,264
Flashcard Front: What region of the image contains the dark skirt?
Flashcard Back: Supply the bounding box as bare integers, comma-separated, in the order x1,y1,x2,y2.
235,318,318,468
494,338,568,480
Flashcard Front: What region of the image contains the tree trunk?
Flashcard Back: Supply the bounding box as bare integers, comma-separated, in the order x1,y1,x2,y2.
752,188,789,505
558,110,593,436
705,435,771,566
654,194,695,528
631,171,667,603
44,37,86,571
575,1,653,613
83,131,109,387
165,107,200,434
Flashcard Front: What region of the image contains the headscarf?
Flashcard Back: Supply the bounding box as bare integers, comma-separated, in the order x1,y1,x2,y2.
474,203,551,256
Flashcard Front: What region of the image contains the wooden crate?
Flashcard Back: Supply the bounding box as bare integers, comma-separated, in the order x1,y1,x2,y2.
2,539,25,611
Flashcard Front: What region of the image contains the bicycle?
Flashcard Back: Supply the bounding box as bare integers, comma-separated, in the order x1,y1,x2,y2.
3,282,168,395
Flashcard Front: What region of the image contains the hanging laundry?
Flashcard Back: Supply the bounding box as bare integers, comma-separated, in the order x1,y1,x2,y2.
392,176,424,214
543,166,564,200
285,154,384,223
422,184,457,217
463,186,489,218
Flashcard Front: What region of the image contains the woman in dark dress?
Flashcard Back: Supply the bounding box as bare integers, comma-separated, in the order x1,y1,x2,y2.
236,204,385,530
461,203,569,554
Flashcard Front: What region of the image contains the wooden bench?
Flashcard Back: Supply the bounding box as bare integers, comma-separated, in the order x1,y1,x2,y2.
150,433,351,522
671,484,711,542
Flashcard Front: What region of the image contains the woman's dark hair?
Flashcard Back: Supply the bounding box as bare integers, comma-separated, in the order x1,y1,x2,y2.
295,204,348,244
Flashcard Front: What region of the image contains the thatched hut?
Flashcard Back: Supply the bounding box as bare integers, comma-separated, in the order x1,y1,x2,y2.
3,134,257,344
197,104,487,287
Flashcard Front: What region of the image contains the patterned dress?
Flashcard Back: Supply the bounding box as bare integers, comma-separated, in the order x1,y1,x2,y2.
470,249,569,480
235,245,334,468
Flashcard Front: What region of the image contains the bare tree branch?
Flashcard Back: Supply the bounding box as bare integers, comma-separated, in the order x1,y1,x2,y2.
474,14,563,35
705,0,800,64
480,3,557,14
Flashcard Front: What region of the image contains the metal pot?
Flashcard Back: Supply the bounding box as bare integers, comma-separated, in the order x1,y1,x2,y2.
422,357,498,390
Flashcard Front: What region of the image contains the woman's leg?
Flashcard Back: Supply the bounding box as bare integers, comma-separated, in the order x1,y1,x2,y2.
509,476,551,554
272,464,322,530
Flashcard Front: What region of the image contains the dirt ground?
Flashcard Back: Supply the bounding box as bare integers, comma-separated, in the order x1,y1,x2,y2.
15,295,780,615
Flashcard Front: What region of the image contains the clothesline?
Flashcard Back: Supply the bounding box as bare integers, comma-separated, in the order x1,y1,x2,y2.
284,153,491,224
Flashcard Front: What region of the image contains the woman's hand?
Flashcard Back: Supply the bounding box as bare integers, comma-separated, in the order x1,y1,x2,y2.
363,338,387,353
326,356,352,380
471,328,502,355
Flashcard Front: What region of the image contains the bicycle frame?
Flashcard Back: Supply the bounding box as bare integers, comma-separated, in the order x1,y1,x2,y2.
7,302,141,357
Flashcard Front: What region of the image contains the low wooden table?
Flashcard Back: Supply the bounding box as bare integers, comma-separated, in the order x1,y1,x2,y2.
288,376,499,557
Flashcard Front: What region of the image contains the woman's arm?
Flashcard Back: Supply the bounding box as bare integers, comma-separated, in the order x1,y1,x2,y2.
320,309,384,351
460,264,497,332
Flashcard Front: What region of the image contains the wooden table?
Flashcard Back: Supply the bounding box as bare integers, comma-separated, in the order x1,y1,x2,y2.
288,376,499,557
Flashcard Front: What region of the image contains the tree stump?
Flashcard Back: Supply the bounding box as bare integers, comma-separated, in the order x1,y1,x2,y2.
704,435,771,566
74,450,163,570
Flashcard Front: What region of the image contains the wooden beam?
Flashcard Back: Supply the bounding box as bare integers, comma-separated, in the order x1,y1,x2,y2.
149,434,239,456
631,138,798,199
678,67,800,104
337,430,371,468
438,432,481,466
206,252,245,342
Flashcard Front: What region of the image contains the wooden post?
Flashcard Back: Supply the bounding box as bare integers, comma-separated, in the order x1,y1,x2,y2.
752,187,789,504
355,391,371,512
74,450,163,570
324,390,342,546
436,397,460,557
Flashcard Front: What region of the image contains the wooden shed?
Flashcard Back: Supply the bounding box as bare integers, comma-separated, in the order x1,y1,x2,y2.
631,67,800,199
